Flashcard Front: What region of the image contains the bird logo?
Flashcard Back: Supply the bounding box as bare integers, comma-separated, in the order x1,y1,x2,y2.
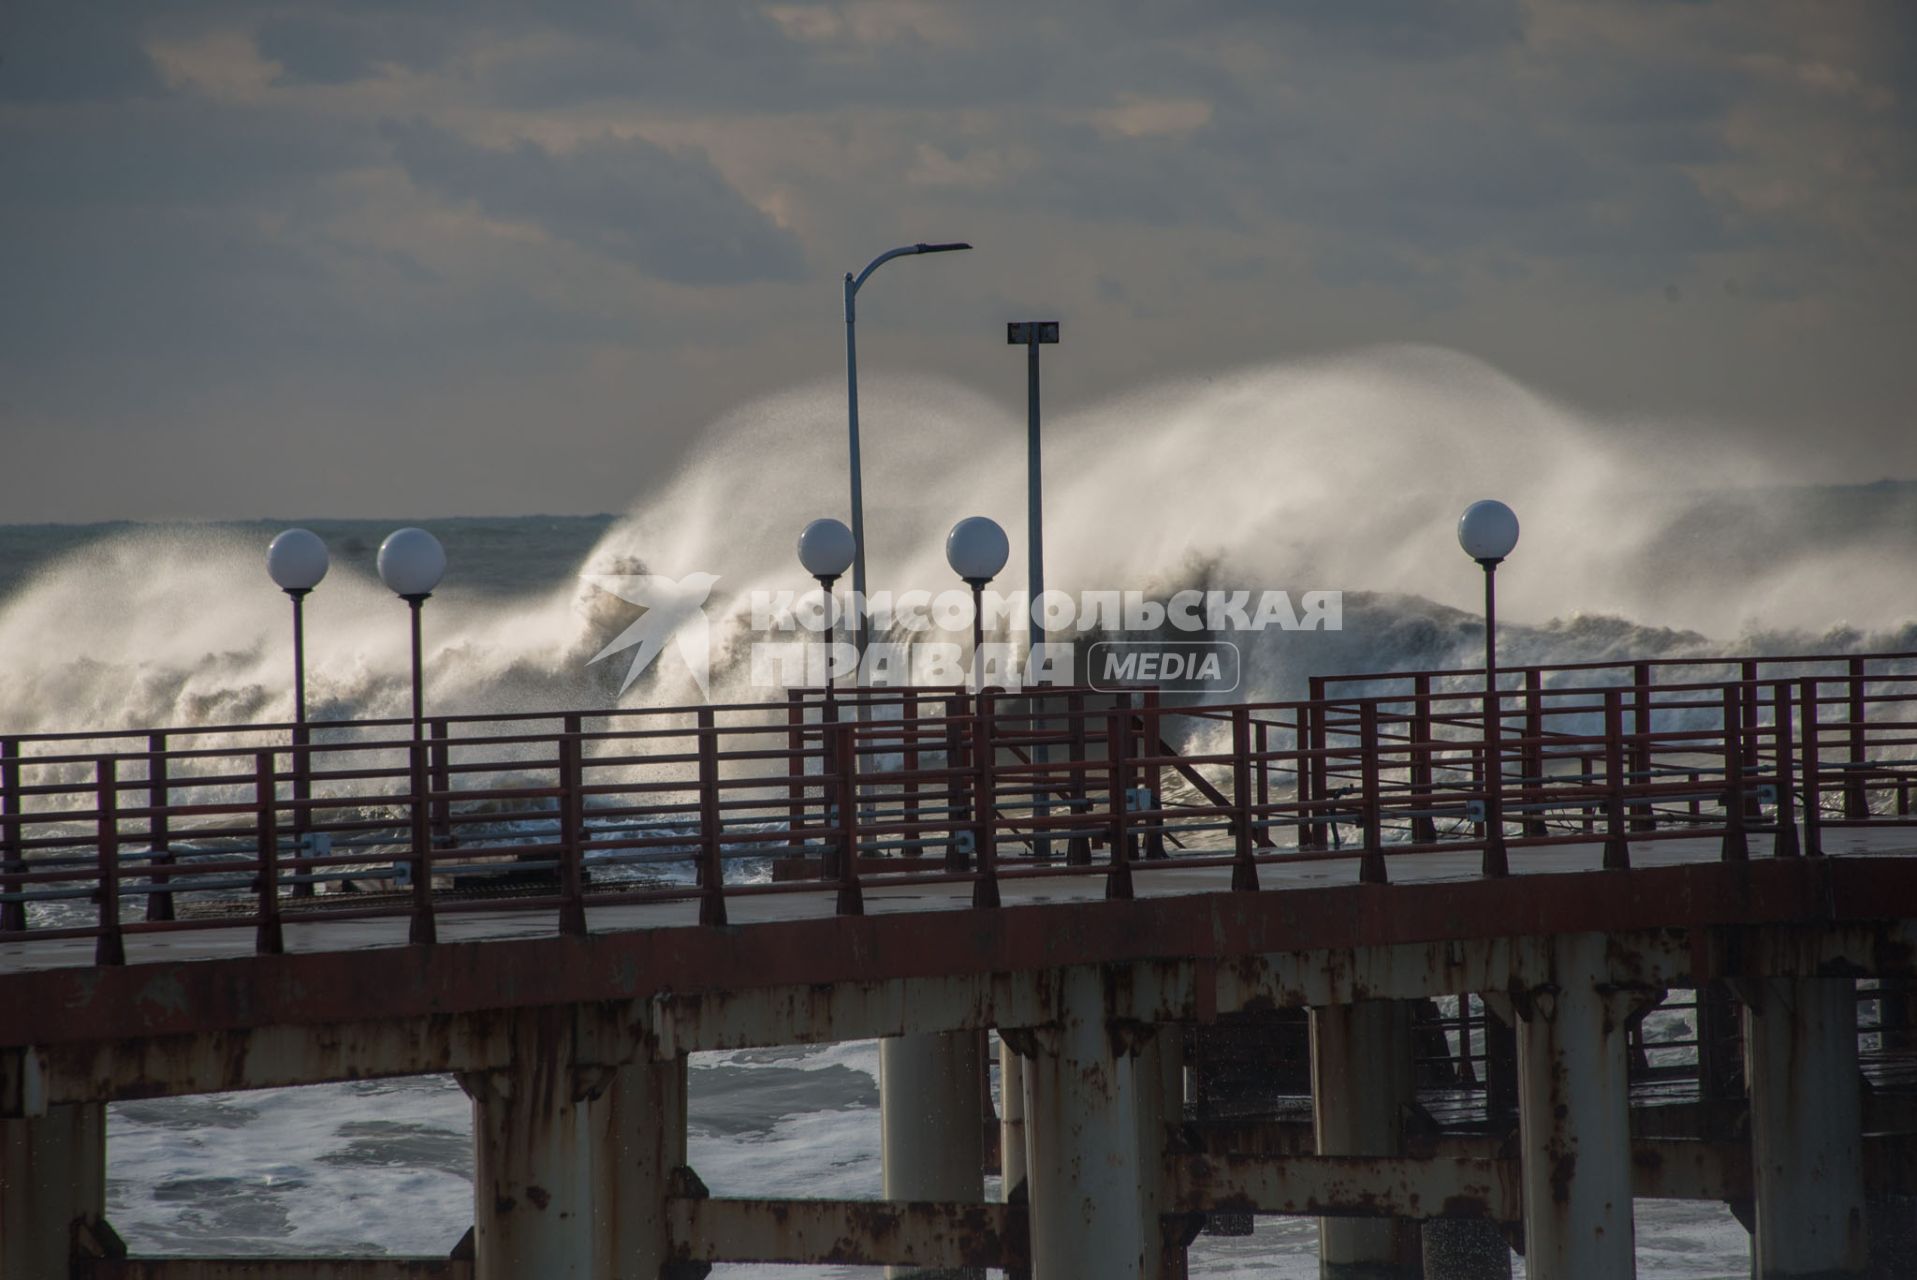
582,572,722,696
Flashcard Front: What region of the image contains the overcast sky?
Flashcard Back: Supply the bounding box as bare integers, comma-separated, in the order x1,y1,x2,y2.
3,2,1913,522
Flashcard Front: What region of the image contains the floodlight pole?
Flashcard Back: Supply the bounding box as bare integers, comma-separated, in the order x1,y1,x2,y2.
1009,321,1060,860
844,242,972,659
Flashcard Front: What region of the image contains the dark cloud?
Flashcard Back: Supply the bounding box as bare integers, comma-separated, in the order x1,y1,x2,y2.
0,3,165,102
382,119,805,285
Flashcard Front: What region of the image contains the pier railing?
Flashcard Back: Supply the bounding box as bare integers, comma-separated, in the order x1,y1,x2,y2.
4,652,1917,963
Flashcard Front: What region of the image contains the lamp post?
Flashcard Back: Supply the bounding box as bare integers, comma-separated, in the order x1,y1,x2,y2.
268,529,329,898
377,528,447,741
797,518,857,705
266,529,329,726
844,241,972,658
1458,500,1520,878
946,516,1009,695
1008,321,1060,862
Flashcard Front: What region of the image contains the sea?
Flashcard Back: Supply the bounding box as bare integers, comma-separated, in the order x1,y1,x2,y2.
8,350,1915,1274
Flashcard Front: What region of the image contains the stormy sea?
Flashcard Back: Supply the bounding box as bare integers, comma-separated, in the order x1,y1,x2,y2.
8,350,1914,1274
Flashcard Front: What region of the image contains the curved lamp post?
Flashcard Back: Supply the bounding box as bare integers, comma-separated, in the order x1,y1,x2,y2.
1459,499,1520,877
267,529,329,727
946,516,1009,695
377,528,446,739
844,241,972,657
797,517,857,703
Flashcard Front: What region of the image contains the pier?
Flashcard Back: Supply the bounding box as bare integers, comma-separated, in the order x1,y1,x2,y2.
3,651,1915,1277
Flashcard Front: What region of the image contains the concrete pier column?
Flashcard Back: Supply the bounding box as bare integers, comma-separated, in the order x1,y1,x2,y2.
1514,933,1637,1279
1309,999,1423,1279
882,1031,985,1278
0,1102,107,1279
462,1053,604,1279
1134,1026,1191,1280
1022,966,1151,1280
1742,976,1869,1278
597,1055,688,1278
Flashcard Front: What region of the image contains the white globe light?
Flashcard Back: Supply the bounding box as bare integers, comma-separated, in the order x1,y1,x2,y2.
377,527,446,598
946,516,1010,584
797,518,856,581
1458,500,1520,563
266,528,329,592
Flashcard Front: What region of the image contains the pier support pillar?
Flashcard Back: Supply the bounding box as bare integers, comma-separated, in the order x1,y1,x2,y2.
1514,934,1638,1279
1309,999,1423,1279
1743,976,1869,1278
463,1048,604,1279
1023,966,1152,1280
597,1055,688,1279
882,1031,985,1278
0,1102,107,1280
1135,1027,1191,1280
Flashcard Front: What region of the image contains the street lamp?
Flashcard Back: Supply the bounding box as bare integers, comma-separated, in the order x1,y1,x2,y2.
1458,499,1520,877
946,516,1009,694
844,241,973,656
377,528,446,739
266,529,329,727
797,517,857,702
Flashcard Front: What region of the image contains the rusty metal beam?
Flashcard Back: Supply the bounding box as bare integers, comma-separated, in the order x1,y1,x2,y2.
1168,1153,1521,1222
666,1197,1025,1270
80,1263,468,1279
6,860,1913,1056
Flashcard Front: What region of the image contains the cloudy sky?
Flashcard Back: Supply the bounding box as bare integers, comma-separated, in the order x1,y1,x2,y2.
3,2,1913,522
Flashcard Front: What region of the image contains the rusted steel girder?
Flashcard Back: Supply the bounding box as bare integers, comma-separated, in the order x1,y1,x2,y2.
79,1263,470,1278
5,860,1913,1055
665,1198,1026,1271
1168,1153,1521,1222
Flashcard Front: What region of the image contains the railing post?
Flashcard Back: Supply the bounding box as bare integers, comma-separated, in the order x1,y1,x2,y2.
972,693,999,908
785,691,806,851
1066,691,1091,864
146,732,175,920
1631,661,1654,832
95,757,124,966
1,737,23,933
903,688,922,857
430,720,453,847
1255,719,1274,850
1231,707,1259,892
1741,661,1762,819
1306,676,1328,850
1602,690,1630,870
1800,677,1823,857
945,693,970,869
1409,675,1436,844
834,721,863,915
1105,708,1133,900
1772,681,1800,857
1523,668,1547,837
408,741,436,945
1358,701,1387,884
1721,685,1750,862
1845,656,1869,818
697,708,727,926
289,722,312,899
255,750,283,955
1140,691,1167,860
559,715,587,936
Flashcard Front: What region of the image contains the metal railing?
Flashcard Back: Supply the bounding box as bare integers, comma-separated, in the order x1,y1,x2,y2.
4,654,1917,964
